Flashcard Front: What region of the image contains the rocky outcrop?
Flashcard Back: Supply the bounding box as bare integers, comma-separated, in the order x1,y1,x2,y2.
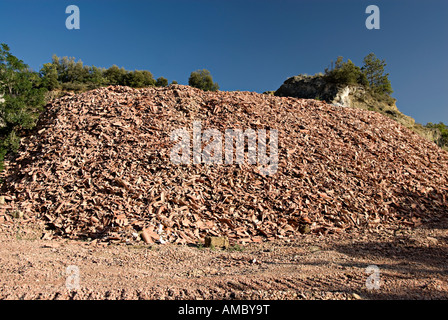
275,74,402,113
275,74,339,102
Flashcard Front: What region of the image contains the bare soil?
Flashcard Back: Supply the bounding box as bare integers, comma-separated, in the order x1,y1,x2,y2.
1,217,447,300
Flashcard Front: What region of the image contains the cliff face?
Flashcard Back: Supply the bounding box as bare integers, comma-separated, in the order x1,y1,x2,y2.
274,74,441,144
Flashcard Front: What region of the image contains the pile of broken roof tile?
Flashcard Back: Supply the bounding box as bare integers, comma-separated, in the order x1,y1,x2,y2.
1,85,447,244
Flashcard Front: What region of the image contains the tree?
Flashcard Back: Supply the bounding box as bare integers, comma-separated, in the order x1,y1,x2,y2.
171,80,178,85
41,55,159,90
86,65,106,88
72,59,88,83
188,69,219,91
45,55,92,88
0,43,46,163
57,56,77,83
361,53,393,95
155,77,168,87
324,56,368,86
104,65,127,85
140,70,156,87
40,62,60,90
124,70,155,88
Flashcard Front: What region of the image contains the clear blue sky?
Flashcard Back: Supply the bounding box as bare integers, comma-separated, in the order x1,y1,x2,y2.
1,0,447,124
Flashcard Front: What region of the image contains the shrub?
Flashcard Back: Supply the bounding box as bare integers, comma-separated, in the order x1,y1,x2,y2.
104,65,127,85
155,77,168,87
188,69,219,91
124,70,155,88
324,56,367,86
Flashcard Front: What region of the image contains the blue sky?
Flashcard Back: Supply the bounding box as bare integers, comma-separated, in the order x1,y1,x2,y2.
1,0,447,124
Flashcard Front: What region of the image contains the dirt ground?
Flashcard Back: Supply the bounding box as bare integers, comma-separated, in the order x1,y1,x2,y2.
0,218,447,300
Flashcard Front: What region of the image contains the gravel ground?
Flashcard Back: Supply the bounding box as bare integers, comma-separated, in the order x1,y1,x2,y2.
1,218,447,300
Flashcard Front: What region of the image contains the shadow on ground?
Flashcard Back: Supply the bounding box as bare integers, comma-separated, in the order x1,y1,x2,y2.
329,219,448,299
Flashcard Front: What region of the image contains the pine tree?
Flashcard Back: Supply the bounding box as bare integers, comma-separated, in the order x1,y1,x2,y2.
361,53,393,95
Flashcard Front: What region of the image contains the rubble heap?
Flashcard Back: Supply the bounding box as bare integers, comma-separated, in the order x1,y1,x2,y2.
1,85,447,244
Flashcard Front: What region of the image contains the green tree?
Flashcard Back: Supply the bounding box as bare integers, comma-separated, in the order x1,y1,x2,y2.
325,56,368,86
171,80,178,85
42,56,158,90
155,76,168,87
40,62,60,90
104,65,127,85
361,53,393,95
124,70,155,88
48,55,91,89
57,56,76,83
188,69,219,91
140,70,155,87
72,59,88,83
86,65,106,88
0,43,46,164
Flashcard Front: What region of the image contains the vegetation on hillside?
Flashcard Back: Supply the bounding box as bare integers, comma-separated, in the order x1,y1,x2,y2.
155,77,168,87
324,53,393,102
361,53,393,96
40,56,219,93
40,55,161,92
425,122,448,150
0,43,46,169
188,69,219,91
324,56,369,87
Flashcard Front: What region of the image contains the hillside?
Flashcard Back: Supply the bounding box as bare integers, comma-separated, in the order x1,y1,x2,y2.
1,85,447,245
